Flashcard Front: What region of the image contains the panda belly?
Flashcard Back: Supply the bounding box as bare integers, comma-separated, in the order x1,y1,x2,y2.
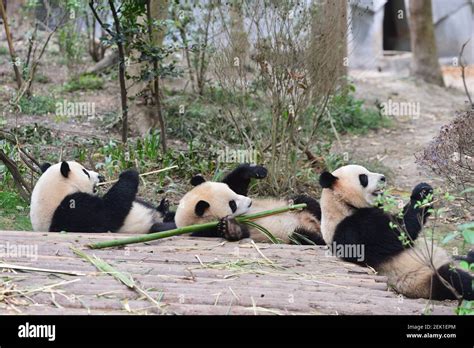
246,199,320,243
377,242,451,298
116,201,160,234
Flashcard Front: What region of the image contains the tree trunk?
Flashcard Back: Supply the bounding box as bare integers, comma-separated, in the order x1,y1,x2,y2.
109,0,128,143
147,0,167,153
307,0,348,100
127,0,168,139
229,2,249,69
408,0,444,86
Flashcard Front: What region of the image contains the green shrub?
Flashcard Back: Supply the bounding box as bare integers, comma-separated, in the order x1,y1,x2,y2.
0,191,31,231
18,95,57,115
63,74,104,92
35,73,50,84
0,46,8,55
329,84,391,135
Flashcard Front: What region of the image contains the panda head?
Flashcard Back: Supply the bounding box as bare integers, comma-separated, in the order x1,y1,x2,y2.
319,164,386,208
40,161,104,194
174,175,253,228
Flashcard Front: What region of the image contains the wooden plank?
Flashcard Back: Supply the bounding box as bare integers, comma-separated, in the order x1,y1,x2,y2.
0,231,457,315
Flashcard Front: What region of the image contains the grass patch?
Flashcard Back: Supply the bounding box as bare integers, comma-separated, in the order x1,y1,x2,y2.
63,74,104,92
18,95,57,115
165,88,268,144
0,46,8,55
329,86,391,135
35,73,50,84
94,131,216,181
0,191,31,231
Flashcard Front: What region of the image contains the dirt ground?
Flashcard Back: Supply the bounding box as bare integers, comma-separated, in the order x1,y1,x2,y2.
339,69,472,191
331,69,473,231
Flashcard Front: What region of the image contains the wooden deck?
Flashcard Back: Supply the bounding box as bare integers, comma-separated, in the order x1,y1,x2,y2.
0,231,456,315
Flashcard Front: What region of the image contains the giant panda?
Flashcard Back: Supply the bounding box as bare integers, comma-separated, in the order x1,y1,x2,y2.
30,161,175,233
318,164,474,300
174,163,324,244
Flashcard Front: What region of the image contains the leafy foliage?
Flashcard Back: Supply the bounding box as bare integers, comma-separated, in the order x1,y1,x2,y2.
63,74,104,92
18,95,57,115
0,191,32,231
328,84,391,135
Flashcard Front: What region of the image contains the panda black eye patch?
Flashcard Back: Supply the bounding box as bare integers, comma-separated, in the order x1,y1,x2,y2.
229,200,237,213
359,174,368,187
82,169,90,178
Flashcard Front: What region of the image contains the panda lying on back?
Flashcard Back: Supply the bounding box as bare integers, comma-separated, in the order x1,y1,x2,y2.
319,164,473,300
175,164,324,244
30,161,175,233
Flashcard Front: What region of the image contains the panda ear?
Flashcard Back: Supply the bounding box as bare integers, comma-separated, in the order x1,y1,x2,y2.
195,200,210,216
40,163,51,173
191,175,206,186
319,171,338,189
60,161,70,178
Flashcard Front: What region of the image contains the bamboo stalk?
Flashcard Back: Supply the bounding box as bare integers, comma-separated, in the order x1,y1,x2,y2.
97,165,178,186
88,203,307,249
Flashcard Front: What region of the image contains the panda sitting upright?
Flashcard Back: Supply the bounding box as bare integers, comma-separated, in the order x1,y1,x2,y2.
174,163,324,244
30,161,175,233
319,164,473,300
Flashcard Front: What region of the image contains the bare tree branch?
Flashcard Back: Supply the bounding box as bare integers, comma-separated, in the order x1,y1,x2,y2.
0,149,31,201
458,39,473,108
0,0,23,89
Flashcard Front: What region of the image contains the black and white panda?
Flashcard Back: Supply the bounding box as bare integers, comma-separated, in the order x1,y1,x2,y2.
30,161,175,233
319,164,474,300
174,164,324,244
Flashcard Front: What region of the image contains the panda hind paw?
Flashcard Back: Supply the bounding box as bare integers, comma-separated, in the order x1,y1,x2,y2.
248,165,268,179
157,198,170,214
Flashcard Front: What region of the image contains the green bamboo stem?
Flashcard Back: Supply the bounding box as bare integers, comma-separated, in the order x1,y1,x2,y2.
88,203,307,249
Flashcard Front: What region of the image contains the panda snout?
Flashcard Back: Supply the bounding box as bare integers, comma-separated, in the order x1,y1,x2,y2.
380,176,386,183
98,175,106,183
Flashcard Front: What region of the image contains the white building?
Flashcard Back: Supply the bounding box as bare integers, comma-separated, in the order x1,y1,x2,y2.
348,0,473,69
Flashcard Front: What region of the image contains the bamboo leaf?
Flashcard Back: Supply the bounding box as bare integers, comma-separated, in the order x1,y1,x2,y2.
71,247,135,287
462,230,474,245
290,232,317,245
459,260,470,271
241,220,280,244
441,231,459,244
71,247,163,309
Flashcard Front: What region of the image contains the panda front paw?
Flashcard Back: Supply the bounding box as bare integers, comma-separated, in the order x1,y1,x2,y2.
217,216,250,241
410,183,434,203
119,169,139,182
453,250,474,264
247,164,268,179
